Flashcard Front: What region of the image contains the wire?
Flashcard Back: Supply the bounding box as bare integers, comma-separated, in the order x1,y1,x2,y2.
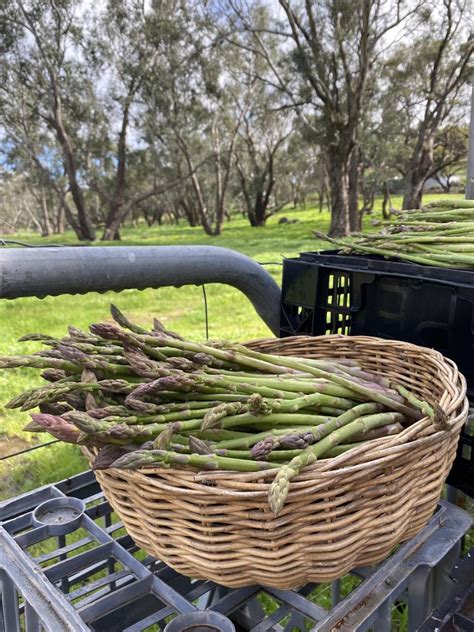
201,284,209,340
0,439,60,461
0,238,66,248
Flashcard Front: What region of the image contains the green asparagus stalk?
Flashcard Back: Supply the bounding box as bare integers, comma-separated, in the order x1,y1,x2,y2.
268,411,406,514
56,345,133,375
89,323,297,375
0,305,441,486
110,304,152,336
226,346,421,420
110,448,280,472
251,402,384,459
201,402,249,428
395,385,434,420
213,424,333,449
0,355,81,372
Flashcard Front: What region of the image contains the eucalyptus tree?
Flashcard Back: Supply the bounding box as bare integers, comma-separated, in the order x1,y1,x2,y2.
228,0,426,235
0,67,84,237
0,0,97,240
230,50,292,226
381,0,472,209
83,0,185,240
432,125,469,193
142,2,246,236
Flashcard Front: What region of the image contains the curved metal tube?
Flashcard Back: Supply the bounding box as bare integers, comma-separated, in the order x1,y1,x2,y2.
0,245,281,334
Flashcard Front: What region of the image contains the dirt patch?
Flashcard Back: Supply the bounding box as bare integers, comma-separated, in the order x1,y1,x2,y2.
0,435,35,458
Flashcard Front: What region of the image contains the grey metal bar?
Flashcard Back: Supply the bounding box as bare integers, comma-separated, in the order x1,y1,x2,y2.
66,568,132,603
44,542,114,582
370,600,391,632
211,585,260,615
0,541,88,631
264,586,327,621
1,571,20,632
24,602,41,632
331,580,340,606
0,245,281,334
407,567,432,632
250,585,316,632
122,605,176,632
78,576,154,623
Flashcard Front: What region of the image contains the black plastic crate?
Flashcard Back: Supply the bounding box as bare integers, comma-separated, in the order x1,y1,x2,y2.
281,251,474,375
280,250,474,497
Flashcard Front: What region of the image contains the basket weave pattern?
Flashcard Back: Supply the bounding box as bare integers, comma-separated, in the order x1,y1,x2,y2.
87,336,467,588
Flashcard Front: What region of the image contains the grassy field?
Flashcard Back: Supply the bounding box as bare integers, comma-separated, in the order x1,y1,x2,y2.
0,192,465,498
0,192,471,630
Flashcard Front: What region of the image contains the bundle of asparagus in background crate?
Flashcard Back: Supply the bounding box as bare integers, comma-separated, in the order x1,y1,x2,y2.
315,198,474,269
0,305,444,514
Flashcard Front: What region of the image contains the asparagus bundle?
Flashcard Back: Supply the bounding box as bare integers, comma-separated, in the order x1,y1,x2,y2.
314,198,474,269
0,305,441,514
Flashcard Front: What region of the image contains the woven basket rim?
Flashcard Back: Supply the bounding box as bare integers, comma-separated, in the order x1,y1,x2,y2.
84,334,468,494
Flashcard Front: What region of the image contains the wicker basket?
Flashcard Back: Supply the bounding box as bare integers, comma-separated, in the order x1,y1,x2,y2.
85,335,467,589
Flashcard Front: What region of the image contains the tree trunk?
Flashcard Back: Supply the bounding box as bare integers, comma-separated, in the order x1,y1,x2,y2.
56,189,87,240
38,186,52,236
248,184,268,227
402,175,425,210
213,205,224,235
327,147,350,237
247,203,266,227
189,172,215,235
102,100,131,241
323,170,331,213
382,181,392,220
180,200,198,227
364,189,375,214
51,88,95,241
402,136,434,209
102,203,123,240
102,206,122,240
23,201,43,234
55,203,65,234
317,190,324,213
348,147,360,233
143,210,153,226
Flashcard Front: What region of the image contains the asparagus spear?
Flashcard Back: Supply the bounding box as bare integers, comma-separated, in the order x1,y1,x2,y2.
251,402,384,458
25,413,83,444
110,448,280,472
268,411,406,514
89,323,297,375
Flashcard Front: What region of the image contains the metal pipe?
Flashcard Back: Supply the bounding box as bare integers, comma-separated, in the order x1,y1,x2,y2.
0,245,281,335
